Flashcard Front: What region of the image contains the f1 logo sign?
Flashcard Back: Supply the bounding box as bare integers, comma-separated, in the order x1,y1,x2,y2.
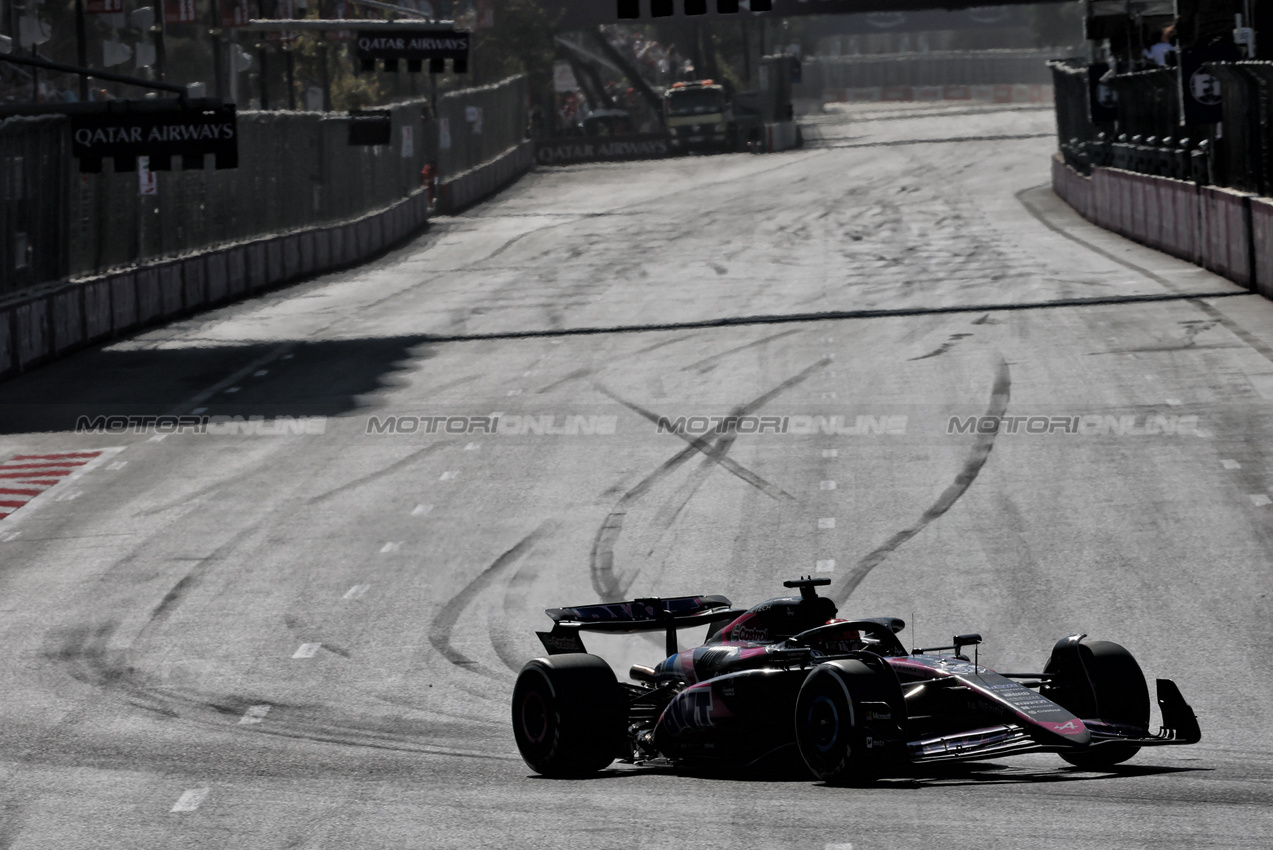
164,0,198,23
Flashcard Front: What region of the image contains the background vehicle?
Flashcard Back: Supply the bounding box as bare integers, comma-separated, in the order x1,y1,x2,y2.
511,578,1201,781
662,80,739,152
576,108,636,137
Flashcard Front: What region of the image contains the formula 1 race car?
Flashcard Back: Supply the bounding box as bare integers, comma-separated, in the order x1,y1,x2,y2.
511,578,1201,781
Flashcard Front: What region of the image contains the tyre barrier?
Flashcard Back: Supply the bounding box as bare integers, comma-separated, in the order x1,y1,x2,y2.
437,139,535,215
0,187,432,383
1052,155,1265,293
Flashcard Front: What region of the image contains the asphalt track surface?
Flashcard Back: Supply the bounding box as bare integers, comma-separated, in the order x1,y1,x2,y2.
2,102,1272,849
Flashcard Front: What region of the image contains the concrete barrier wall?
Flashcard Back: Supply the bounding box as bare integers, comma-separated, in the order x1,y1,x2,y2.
437,140,536,215
1250,199,1273,300
0,188,432,383
763,121,801,153
828,84,1052,105
1052,155,1263,293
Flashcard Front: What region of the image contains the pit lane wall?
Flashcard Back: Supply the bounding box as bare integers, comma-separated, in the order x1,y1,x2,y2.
1052,155,1272,295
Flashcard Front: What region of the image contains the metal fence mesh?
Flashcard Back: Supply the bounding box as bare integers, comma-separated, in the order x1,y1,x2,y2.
1,74,528,298
435,75,528,176
799,49,1056,95
0,116,70,296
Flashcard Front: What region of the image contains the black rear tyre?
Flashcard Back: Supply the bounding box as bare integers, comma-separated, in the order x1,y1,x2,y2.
1043,638,1148,767
511,654,626,777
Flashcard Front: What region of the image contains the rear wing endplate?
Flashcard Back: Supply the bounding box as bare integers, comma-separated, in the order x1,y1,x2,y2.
537,595,740,657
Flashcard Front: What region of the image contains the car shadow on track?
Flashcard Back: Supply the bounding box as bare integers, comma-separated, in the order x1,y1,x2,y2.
529,760,1210,787
864,761,1210,789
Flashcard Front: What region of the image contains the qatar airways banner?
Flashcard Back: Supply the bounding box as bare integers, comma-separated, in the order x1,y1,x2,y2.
536,134,671,166
70,105,239,172
355,30,471,62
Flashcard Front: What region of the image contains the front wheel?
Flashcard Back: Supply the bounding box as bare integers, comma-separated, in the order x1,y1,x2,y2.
511,654,626,777
794,660,898,784
1043,637,1148,767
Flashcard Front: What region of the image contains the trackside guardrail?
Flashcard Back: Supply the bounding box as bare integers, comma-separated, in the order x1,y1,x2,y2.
0,75,538,383
1051,155,1273,297
0,188,430,381
0,74,533,300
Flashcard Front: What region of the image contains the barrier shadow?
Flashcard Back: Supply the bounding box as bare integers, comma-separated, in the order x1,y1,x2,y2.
0,334,440,435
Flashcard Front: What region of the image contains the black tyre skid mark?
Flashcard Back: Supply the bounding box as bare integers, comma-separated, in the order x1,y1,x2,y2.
910,332,974,362
45,612,516,764
833,357,1011,606
427,523,552,678
307,443,456,505
590,359,830,602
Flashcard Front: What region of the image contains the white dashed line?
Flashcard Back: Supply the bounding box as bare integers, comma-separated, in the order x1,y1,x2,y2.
171,788,210,813
411,503,434,516
147,434,169,443
54,490,81,502
380,541,402,554
464,442,481,451
550,339,563,345
238,704,271,726
0,531,20,542
253,370,269,377
1196,428,1213,438
522,370,537,377
818,518,836,529
1222,459,1242,470
343,584,370,600
439,471,458,481
816,559,836,572
224,387,241,394
1250,494,1271,507
506,389,523,396
282,353,294,360
106,461,127,471
824,353,836,360
1166,398,1181,406
292,643,321,659
191,407,207,415
822,449,838,458
820,481,837,490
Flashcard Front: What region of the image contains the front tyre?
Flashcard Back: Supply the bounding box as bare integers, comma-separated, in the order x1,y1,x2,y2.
511,654,626,777
795,661,886,784
1043,638,1148,767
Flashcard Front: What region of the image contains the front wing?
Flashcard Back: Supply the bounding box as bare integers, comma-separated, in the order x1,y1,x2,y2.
902,677,1200,765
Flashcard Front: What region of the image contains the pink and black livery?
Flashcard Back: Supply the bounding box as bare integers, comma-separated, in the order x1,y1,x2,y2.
512,577,1201,781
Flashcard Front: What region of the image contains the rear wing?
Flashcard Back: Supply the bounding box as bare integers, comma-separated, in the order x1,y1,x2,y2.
537,595,742,657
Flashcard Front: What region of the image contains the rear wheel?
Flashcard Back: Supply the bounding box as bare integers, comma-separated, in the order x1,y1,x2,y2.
794,660,900,784
1043,638,1149,767
511,654,626,777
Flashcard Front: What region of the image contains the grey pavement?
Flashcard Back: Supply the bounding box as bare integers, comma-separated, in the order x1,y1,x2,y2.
0,101,1269,849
